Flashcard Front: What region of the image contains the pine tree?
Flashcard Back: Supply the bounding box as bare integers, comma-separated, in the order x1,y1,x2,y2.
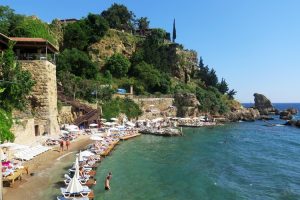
172,18,176,42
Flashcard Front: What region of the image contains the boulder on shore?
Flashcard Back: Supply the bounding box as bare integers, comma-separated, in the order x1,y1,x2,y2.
280,110,293,120
285,120,300,128
226,107,260,122
140,128,183,136
253,93,276,115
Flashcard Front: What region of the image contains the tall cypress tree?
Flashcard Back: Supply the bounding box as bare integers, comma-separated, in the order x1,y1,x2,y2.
172,18,176,43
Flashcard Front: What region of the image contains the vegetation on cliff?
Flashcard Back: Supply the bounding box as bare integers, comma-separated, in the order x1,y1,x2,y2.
0,42,35,142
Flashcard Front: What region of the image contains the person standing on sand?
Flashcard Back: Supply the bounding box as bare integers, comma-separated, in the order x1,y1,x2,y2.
104,172,112,190
66,139,70,150
60,140,64,152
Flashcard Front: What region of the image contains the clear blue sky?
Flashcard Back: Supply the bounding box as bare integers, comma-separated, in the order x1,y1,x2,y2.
2,0,300,103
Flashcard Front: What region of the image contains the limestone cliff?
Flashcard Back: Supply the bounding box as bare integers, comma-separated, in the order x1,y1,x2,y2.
174,93,200,117
171,46,198,82
88,29,140,67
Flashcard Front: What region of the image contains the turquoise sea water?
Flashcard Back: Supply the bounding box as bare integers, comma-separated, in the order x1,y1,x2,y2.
93,104,300,200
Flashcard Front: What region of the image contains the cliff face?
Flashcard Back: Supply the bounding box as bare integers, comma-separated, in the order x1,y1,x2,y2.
169,44,198,82
174,93,200,117
88,29,139,67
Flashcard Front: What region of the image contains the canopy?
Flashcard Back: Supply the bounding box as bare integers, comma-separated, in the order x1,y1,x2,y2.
126,121,135,127
110,118,118,121
80,150,95,157
90,136,103,141
65,171,83,193
89,123,98,127
60,130,69,135
78,151,84,162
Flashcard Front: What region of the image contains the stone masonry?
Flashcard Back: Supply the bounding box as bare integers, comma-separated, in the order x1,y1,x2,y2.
18,60,60,138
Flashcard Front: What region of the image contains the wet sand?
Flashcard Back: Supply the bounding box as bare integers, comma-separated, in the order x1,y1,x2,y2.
3,135,92,200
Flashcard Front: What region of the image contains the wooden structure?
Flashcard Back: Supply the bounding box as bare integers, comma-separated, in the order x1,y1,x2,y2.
0,32,58,62
2,169,23,187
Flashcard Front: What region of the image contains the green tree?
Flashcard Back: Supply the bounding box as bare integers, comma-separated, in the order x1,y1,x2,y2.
131,61,170,93
0,6,24,35
12,16,57,45
0,108,14,142
101,3,135,31
228,89,237,100
84,13,109,43
57,48,98,79
172,18,176,42
217,78,229,94
105,53,131,78
62,21,89,50
137,17,149,32
0,41,35,111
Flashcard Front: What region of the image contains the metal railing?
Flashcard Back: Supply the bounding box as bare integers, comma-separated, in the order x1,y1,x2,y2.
16,53,56,64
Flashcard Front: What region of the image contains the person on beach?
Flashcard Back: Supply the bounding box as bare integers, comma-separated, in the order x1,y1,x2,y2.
63,140,66,151
66,139,70,150
104,172,112,190
60,140,64,152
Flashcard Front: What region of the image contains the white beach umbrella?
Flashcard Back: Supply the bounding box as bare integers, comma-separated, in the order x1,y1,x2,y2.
126,121,135,127
89,123,98,127
65,172,83,194
90,136,103,141
78,151,84,162
80,150,95,157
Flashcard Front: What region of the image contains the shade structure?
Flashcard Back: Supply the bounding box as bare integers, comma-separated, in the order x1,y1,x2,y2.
65,172,83,194
89,123,98,127
90,136,103,141
74,157,80,179
60,130,69,135
80,150,95,157
126,121,135,127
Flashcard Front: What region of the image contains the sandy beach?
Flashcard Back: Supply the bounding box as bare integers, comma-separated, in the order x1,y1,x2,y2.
3,135,92,200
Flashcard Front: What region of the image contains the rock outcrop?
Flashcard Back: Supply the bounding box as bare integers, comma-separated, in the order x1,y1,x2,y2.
174,93,200,117
171,45,198,82
226,107,260,122
88,29,138,67
279,110,293,120
140,127,183,136
285,120,300,128
253,93,276,115
279,108,298,120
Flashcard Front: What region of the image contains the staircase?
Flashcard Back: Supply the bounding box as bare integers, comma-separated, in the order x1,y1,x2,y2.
57,86,99,127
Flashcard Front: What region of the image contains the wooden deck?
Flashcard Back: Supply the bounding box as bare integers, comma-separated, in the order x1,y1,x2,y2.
100,141,119,156
120,133,141,140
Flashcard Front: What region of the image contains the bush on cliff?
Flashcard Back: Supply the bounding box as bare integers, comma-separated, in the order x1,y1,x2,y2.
102,97,142,120
104,53,131,78
196,86,229,114
57,48,98,79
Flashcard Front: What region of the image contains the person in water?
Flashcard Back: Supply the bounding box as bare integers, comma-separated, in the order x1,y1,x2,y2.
104,172,112,190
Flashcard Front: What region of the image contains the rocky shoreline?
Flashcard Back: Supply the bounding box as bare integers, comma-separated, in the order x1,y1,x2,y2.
139,127,183,136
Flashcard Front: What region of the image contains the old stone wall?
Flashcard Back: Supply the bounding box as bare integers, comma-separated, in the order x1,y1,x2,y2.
11,118,36,144
19,60,60,137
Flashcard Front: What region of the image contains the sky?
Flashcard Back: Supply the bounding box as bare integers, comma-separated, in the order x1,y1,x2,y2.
2,0,300,103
